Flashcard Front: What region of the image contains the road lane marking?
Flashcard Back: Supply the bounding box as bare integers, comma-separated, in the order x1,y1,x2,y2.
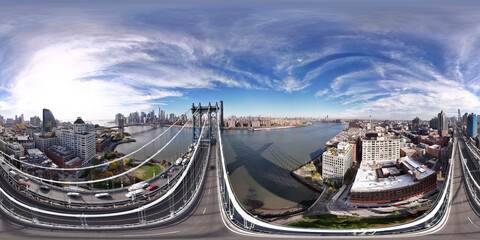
203,207,207,214
123,230,180,237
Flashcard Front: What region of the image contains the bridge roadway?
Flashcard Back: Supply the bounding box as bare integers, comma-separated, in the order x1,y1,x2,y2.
0,134,479,239
0,144,208,227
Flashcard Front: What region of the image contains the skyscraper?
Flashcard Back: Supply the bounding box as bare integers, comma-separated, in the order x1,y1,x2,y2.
412,117,420,130
458,109,461,121
115,113,124,126
42,108,57,132
438,110,448,137
60,117,95,162
467,113,477,137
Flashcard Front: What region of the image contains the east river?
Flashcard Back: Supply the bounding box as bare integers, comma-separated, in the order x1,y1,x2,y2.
115,122,345,209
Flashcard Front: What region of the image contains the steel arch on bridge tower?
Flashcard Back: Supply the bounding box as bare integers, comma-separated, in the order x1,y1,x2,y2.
192,102,219,144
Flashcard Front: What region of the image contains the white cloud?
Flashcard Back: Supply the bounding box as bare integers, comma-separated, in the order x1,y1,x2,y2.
315,89,329,98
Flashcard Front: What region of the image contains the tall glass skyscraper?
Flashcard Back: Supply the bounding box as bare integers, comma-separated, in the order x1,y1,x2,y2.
42,108,57,132
467,113,477,137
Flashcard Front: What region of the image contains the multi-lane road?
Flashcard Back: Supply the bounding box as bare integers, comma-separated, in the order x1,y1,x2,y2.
0,134,479,239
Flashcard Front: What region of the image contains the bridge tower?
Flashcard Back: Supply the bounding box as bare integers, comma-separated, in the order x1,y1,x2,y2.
192,102,219,144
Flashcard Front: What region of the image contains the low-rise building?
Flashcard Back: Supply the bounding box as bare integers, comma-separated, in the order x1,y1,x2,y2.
350,156,437,204
45,145,79,168
95,135,112,152
33,133,60,152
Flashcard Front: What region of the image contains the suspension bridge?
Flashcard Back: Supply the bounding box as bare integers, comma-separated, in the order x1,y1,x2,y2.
0,103,477,239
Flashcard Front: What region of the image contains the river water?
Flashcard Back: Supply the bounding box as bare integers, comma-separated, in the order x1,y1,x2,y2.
115,122,345,209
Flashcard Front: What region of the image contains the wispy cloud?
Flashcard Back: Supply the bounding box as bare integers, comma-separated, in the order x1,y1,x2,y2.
1,2,480,119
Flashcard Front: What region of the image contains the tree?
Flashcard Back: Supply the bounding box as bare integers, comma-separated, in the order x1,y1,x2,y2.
109,162,117,171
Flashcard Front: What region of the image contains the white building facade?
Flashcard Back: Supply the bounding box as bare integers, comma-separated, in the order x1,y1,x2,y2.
60,117,95,163
322,142,353,183
361,136,400,162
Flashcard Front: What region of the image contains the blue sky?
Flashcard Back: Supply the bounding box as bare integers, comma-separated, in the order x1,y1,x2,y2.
1,0,480,120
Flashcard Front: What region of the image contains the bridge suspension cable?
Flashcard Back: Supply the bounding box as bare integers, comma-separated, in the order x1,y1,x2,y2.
1,110,201,185
0,108,193,171
0,118,209,220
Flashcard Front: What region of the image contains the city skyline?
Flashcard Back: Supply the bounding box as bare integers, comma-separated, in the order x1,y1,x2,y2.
1,1,480,120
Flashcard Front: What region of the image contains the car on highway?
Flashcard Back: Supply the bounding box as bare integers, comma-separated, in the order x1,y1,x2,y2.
95,193,110,198
67,192,81,198
8,170,17,177
40,185,50,192
169,167,175,172
125,189,144,198
145,184,158,191
20,180,30,187
128,182,149,192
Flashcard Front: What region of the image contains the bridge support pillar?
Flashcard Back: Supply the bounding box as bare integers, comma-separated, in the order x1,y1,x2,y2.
191,102,219,144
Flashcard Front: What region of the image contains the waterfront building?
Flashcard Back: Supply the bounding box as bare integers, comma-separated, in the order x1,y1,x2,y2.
350,156,437,204
322,142,353,184
42,108,57,132
361,133,400,162
59,117,95,163
95,136,112,152
467,113,477,137
160,110,165,122
252,120,261,128
115,113,124,126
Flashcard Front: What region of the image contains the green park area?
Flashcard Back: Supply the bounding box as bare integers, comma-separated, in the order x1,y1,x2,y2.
134,165,163,180
287,212,425,229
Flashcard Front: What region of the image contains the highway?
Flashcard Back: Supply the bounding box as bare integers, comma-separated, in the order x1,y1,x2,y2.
0,134,479,239
0,143,209,227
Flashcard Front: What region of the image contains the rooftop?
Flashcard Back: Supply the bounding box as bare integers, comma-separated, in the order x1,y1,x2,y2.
324,142,352,157
47,145,73,156
351,156,435,192
74,117,85,124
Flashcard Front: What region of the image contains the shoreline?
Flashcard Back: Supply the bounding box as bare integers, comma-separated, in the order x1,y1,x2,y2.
223,124,311,131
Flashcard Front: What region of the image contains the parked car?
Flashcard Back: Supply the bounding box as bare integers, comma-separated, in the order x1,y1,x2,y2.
145,184,158,191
